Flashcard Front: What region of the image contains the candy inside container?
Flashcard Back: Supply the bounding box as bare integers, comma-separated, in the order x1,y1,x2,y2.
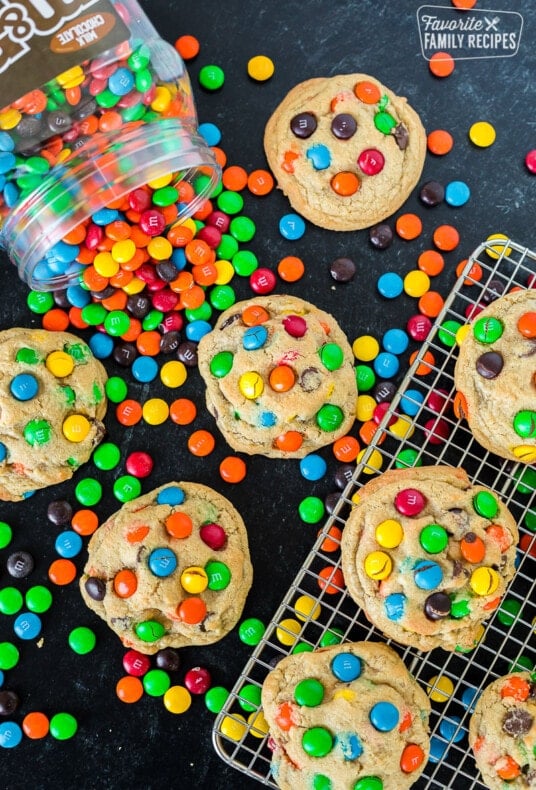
0,0,220,290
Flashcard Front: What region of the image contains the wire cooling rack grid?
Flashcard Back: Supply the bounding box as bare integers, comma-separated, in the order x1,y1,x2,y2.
213,238,536,789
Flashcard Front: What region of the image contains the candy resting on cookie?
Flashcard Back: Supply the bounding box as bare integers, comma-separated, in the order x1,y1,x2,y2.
262,640,430,790
341,465,518,652
80,482,253,654
0,327,108,501
454,288,536,463
264,73,426,231
197,295,357,458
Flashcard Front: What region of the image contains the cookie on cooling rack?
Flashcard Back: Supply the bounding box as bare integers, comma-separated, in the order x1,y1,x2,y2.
0,327,107,501
454,288,536,464
261,640,430,790
340,465,518,652
80,482,253,654
197,295,356,458
469,671,536,788
264,73,426,230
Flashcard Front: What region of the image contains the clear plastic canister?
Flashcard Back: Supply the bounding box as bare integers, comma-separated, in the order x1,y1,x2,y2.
0,0,220,290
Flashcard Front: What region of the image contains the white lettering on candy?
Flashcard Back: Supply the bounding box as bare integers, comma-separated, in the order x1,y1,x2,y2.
0,0,101,73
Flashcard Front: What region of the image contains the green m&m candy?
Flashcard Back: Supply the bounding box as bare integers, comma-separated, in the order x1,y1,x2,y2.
113,475,142,503
204,686,229,713
419,524,448,554
198,64,225,91
319,343,344,371
294,678,324,707
472,490,499,519
0,641,20,670
92,442,121,471
49,712,77,740
25,585,53,613
473,316,503,344
15,347,41,364
0,587,23,615
75,477,102,506
206,560,231,591
238,617,265,646
298,496,325,524
210,351,234,378
316,404,344,432
24,419,52,446
143,668,171,697
237,683,262,712
135,619,166,643
210,285,236,311
302,726,333,757
68,626,96,655
232,249,257,276
0,521,12,549
105,376,128,403
513,410,536,439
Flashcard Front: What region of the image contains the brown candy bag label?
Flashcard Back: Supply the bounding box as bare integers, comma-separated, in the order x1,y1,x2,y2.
0,0,130,107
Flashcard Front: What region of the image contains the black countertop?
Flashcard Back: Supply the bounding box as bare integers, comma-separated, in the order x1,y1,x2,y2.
1,1,535,788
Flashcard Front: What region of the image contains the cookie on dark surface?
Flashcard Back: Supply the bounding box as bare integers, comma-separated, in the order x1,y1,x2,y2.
454,288,536,463
261,640,431,790
0,327,108,501
197,295,357,458
469,671,536,789
80,482,253,654
341,465,518,652
264,73,426,230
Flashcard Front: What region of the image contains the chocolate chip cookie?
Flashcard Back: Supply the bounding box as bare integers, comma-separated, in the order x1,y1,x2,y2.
261,640,431,790
341,466,518,652
454,288,536,463
264,73,426,230
80,482,253,654
0,327,107,501
469,672,536,788
197,295,357,458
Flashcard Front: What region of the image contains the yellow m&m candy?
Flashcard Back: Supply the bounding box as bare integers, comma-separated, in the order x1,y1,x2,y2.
239,371,264,399
62,414,90,443
470,566,499,596
375,519,404,549
364,551,392,580
46,350,74,378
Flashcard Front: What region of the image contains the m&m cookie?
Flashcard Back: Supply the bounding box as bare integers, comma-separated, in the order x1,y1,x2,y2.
469,672,536,788
261,640,430,790
80,482,253,654
264,73,426,230
454,288,536,463
0,327,107,501
197,296,357,458
340,466,518,652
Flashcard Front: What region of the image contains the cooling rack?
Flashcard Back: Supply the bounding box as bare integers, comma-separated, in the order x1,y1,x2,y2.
213,237,536,789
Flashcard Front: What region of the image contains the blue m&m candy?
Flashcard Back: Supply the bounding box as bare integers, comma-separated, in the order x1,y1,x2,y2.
13,611,42,640
279,213,306,240
299,454,327,481
10,373,38,401
385,592,406,621
148,548,177,578
369,701,399,732
331,653,362,682
156,486,185,506
377,272,403,299
413,560,443,590
0,721,23,748
243,325,268,350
